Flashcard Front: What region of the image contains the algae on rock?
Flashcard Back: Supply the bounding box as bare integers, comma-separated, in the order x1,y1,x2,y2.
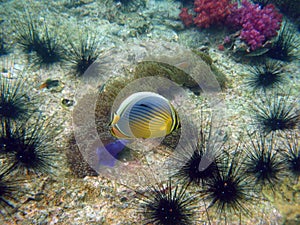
268,180,300,225
134,61,201,94
192,50,228,90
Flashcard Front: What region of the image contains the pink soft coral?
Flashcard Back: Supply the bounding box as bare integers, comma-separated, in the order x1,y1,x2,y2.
226,0,282,50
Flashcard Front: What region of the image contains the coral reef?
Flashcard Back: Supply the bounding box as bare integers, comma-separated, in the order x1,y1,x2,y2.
192,50,229,90
0,0,298,223
115,0,146,12
134,61,201,94
180,0,283,51
134,57,228,94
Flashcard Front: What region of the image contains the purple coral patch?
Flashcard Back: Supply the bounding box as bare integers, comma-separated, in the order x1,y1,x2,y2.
226,0,282,50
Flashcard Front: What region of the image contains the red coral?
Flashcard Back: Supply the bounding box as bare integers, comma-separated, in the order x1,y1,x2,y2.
193,0,232,28
179,0,232,28
218,44,225,51
179,8,194,27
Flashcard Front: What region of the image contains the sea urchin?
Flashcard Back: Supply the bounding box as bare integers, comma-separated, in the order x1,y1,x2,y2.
279,132,300,179
1,117,60,175
65,32,101,76
244,133,284,191
246,60,286,92
267,22,299,62
140,180,197,225
14,13,64,67
252,94,299,135
200,149,255,216
0,75,35,124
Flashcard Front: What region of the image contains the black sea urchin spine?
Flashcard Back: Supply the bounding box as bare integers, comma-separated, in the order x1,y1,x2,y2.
14,13,64,67
0,74,36,136
252,94,299,135
65,32,101,76
278,132,300,180
267,22,299,62
32,26,64,67
139,179,198,225
2,116,60,175
170,110,226,188
0,169,20,216
172,122,222,188
246,60,286,92
244,133,284,191
174,145,220,187
200,148,255,218
0,26,10,56
13,12,39,54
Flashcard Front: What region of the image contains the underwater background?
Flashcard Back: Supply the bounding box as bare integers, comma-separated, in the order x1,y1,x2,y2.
0,0,299,224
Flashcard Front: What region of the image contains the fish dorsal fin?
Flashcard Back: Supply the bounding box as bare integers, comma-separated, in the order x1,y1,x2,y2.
116,92,158,117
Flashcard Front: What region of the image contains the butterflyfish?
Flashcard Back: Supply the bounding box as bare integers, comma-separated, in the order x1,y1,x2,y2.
110,92,180,139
